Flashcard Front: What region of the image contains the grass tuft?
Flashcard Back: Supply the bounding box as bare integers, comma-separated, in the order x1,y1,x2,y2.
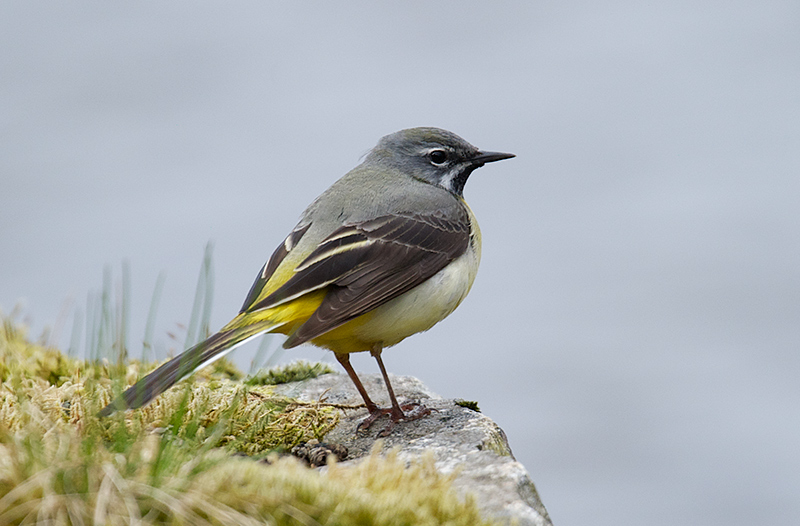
0,319,498,525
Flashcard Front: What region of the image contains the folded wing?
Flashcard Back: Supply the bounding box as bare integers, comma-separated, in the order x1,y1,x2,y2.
246,210,471,347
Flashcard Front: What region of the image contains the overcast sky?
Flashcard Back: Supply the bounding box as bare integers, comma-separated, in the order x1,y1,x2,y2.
2,2,799,525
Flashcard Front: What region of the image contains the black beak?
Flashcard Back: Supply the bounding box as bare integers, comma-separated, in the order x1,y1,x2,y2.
471,150,516,166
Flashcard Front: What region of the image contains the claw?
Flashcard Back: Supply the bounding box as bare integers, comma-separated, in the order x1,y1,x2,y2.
356,402,433,436
356,407,394,433
336,350,435,437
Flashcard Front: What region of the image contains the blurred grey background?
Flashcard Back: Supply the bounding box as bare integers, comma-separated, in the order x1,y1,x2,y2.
2,2,798,525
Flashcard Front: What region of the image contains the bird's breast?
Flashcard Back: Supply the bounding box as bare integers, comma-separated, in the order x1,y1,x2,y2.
312,206,481,354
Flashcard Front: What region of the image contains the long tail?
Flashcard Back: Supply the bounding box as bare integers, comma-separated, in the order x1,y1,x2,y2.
98,322,275,416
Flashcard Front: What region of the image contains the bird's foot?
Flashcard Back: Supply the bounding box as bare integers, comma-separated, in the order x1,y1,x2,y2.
357,402,432,437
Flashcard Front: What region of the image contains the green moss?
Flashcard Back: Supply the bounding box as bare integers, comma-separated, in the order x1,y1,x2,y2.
245,360,334,386
455,399,481,412
0,319,499,525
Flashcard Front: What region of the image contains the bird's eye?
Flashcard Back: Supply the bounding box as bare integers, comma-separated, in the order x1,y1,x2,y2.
429,150,448,165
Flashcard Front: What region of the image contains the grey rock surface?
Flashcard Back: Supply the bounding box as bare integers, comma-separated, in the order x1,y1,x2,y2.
273,372,553,526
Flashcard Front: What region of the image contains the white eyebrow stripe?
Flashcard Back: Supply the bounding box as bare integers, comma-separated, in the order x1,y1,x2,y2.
419,146,455,155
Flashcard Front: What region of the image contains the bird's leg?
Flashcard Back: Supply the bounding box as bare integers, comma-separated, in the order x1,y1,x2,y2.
335,351,393,432
369,344,431,437
370,346,404,422
335,352,379,413
336,348,431,436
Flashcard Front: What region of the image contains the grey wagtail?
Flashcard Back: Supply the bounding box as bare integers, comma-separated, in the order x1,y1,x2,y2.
99,127,514,435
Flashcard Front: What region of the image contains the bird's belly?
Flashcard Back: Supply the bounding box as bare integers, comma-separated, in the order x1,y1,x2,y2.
312,246,480,354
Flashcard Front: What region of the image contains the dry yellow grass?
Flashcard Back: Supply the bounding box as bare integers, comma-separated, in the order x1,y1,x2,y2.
0,319,497,525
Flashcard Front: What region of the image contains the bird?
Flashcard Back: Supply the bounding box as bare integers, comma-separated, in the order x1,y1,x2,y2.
99,127,514,435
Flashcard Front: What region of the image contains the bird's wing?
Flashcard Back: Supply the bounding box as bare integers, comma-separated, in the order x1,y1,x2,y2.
244,209,471,347
239,222,311,313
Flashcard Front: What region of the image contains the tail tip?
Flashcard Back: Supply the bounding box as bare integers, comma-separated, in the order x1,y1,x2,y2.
97,404,116,418
97,397,130,418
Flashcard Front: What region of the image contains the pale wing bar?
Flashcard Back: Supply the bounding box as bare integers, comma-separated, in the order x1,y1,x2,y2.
281,211,470,347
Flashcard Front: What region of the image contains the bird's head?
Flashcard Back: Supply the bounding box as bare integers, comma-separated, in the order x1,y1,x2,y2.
365,127,515,196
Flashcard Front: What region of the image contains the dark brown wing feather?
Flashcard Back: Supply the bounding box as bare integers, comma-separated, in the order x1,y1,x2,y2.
274,210,471,348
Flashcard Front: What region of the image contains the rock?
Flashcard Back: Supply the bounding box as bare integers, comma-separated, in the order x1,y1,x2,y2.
273,372,553,526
